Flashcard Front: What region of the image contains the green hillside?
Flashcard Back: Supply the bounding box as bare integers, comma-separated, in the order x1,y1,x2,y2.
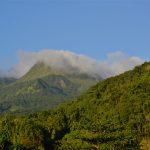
0,62,98,114
0,62,149,150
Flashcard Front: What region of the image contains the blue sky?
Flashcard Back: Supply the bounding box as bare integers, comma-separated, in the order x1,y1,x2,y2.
0,0,150,69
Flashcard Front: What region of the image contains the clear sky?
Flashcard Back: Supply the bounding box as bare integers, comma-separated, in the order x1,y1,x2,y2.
0,0,150,69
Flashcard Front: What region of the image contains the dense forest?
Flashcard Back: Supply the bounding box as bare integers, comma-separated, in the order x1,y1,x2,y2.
0,62,150,150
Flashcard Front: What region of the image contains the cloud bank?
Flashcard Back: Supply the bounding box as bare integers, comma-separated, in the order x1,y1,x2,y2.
0,50,144,79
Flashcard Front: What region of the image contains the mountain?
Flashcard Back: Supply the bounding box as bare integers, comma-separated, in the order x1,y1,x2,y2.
0,62,99,114
0,62,149,150
0,77,16,88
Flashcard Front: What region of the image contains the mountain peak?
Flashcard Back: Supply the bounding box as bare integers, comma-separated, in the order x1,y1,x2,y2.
20,62,60,81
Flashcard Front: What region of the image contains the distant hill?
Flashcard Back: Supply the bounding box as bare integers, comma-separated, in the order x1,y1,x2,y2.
0,77,16,87
0,62,99,114
0,62,149,149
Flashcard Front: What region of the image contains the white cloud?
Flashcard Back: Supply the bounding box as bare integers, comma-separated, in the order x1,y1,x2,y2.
0,50,144,79
106,51,144,75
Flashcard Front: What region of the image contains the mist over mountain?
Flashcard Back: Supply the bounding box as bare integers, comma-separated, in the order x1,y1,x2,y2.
0,50,143,79
0,49,144,115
